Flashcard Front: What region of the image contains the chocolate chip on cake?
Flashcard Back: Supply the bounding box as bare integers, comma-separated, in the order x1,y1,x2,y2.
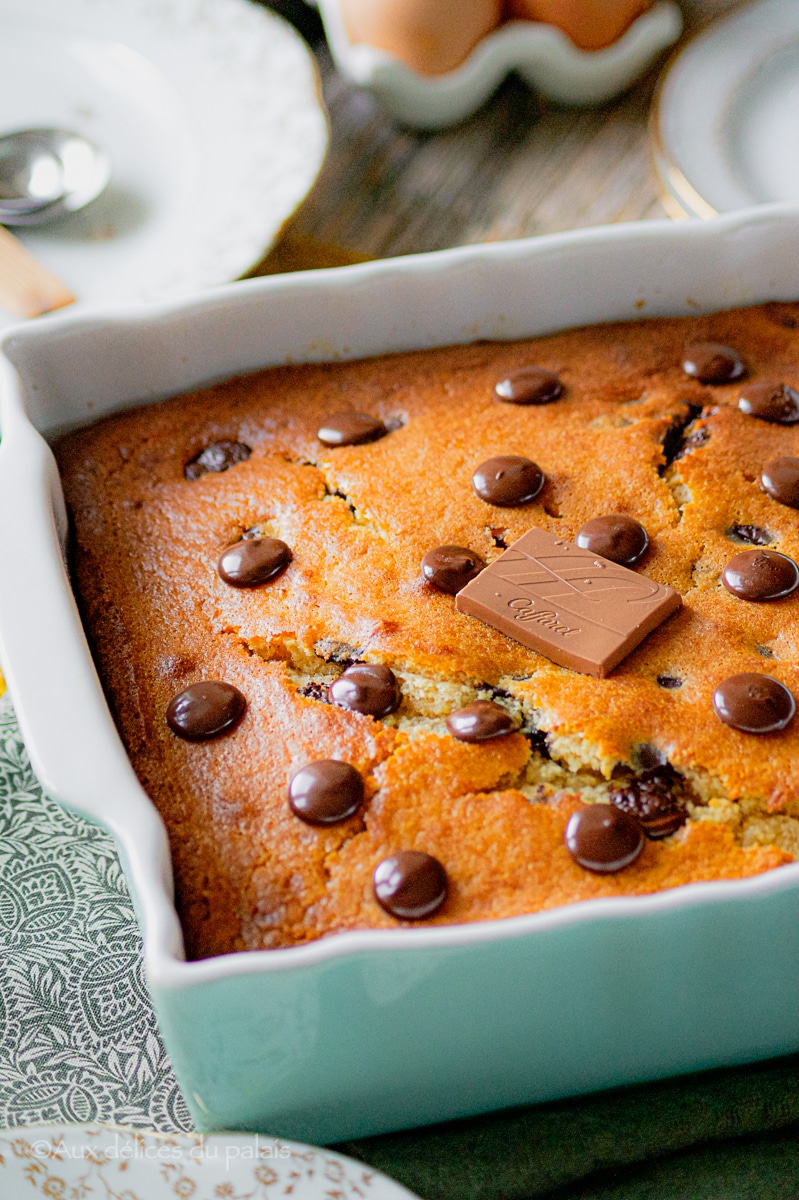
329,663,400,717
373,851,448,919
721,549,799,602
166,681,246,740
472,455,544,506
527,727,551,758
421,546,485,594
217,537,292,587
761,457,799,509
610,766,687,839
765,302,799,330
494,367,563,406
288,760,365,825
682,343,746,384
184,441,251,481
564,804,644,873
657,674,683,689
446,700,518,743
576,515,649,567
726,525,772,546
298,680,331,703
674,426,710,459
713,673,795,734
633,743,665,772
738,381,799,424
317,412,388,447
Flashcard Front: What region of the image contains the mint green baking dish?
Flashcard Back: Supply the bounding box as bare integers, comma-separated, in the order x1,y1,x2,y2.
2,204,799,1143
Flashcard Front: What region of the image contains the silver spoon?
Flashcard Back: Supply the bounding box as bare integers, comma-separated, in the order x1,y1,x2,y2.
0,128,111,226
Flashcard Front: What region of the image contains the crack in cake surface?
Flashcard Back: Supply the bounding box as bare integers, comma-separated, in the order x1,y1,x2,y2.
238,629,735,837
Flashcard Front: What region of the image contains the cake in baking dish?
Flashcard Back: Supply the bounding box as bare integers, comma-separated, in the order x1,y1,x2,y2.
55,301,799,959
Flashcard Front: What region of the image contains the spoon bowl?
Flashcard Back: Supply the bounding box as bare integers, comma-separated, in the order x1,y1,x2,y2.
0,128,111,225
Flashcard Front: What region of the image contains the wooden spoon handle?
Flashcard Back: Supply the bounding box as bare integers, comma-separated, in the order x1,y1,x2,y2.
0,225,75,318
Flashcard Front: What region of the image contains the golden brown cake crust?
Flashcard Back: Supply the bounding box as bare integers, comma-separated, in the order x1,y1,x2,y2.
56,302,799,958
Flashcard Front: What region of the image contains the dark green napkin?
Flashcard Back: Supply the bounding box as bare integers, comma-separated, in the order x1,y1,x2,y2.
339,1054,799,1200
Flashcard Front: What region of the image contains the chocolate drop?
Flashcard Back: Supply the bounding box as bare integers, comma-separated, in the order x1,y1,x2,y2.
726,525,772,546
494,367,563,406
738,381,799,425
421,546,485,594
373,851,448,919
564,803,644,873
446,701,517,743
317,412,387,447
712,673,795,734
674,427,710,460
288,760,365,825
329,664,401,717
218,537,292,587
472,455,545,507
576,514,649,567
682,343,745,384
761,457,799,509
610,766,687,839
166,681,246,740
721,549,799,602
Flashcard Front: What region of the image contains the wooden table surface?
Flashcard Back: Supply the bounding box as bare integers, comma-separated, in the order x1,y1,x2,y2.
255,4,721,274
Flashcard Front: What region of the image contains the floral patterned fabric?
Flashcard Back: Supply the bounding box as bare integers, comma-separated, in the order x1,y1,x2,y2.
0,692,191,1133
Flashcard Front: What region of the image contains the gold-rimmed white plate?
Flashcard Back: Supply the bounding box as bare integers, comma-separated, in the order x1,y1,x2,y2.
653,0,799,218
0,1124,419,1199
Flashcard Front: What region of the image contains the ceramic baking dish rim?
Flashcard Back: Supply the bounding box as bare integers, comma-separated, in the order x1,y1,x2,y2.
3,204,799,992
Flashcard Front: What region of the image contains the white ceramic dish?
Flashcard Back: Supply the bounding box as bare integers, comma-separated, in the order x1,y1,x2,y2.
0,1124,418,1199
311,0,682,128
653,0,799,217
0,0,328,331
3,207,799,1144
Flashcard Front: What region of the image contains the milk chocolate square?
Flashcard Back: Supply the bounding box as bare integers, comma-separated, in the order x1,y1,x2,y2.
456,527,682,677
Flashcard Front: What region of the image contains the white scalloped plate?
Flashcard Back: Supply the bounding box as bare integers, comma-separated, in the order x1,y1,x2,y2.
310,0,682,128
0,1125,419,1199
0,0,328,330
653,0,799,218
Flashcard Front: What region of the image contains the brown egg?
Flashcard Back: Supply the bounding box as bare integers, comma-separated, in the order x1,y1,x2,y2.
341,0,502,76
506,0,652,51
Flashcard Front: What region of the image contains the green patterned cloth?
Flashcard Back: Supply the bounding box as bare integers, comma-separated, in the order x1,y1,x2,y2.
0,693,191,1133
1,690,798,1200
